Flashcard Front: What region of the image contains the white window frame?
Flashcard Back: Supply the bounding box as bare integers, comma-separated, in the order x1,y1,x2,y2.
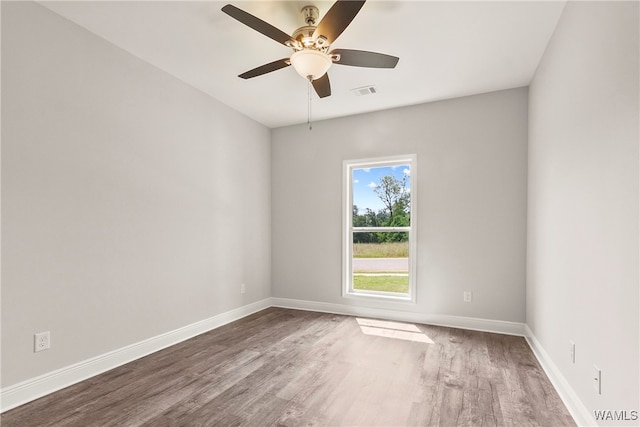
342,154,417,303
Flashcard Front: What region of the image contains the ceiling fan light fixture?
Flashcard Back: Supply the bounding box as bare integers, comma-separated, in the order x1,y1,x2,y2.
290,49,332,80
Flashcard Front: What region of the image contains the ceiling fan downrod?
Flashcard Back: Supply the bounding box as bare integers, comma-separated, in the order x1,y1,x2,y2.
301,5,319,26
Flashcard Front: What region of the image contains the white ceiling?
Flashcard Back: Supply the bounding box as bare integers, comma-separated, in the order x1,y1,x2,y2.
39,1,566,128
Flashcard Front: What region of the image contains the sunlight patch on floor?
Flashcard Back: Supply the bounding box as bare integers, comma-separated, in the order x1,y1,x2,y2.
356,318,434,344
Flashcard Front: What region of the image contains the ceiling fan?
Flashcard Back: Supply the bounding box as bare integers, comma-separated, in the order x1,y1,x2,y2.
221,1,399,99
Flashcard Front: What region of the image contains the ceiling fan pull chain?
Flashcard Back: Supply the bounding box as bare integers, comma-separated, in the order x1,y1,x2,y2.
307,76,313,131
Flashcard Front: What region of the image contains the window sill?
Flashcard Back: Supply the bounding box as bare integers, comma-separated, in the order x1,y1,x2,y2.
343,290,416,304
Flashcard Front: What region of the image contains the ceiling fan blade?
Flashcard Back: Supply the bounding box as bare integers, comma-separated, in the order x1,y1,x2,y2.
238,58,291,79
313,0,366,45
222,4,296,47
331,49,399,68
312,73,331,98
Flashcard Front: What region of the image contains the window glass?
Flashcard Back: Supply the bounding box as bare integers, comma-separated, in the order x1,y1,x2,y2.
344,157,416,301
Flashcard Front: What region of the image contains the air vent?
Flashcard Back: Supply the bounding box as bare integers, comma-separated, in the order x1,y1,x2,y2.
351,85,377,96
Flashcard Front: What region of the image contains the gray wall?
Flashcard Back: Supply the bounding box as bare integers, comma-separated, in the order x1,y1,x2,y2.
1,2,271,387
271,88,528,321
528,1,639,418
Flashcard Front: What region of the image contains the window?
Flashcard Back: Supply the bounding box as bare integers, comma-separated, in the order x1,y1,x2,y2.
343,155,416,302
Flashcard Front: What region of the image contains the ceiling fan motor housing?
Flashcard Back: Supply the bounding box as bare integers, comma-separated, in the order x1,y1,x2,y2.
293,6,330,51
292,25,318,48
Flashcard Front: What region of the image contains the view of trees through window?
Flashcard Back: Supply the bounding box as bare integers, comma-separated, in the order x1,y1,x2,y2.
350,163,411,295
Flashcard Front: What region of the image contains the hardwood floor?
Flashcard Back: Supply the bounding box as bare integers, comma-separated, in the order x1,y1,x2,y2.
1,308,575,426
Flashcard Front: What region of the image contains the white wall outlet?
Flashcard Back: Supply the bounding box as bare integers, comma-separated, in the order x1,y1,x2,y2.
34,331,50,352
593,364,602,394
569,340,575,364
240,283,246,294
463,291,472,303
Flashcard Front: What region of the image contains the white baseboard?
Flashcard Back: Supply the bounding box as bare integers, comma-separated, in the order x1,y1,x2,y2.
271,297,526,336
524,325,596,427
0,298,272,413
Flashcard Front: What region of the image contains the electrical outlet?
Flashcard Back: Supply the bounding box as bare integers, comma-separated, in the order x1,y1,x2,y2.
593,365,602,395
240,283,246,294
34,331,50,352
569,340,575,364
463,291,472,303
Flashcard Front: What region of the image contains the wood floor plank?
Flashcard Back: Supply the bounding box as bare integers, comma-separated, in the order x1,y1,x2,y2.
1,308,575,427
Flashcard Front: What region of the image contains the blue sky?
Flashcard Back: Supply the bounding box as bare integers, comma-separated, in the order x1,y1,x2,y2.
352,164,410,213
